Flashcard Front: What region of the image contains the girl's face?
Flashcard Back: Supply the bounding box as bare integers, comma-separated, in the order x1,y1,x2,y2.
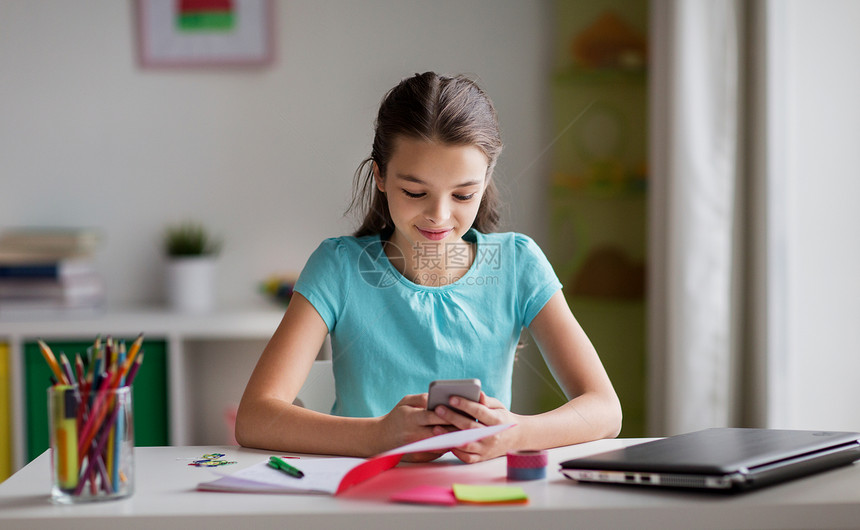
374,137,489,251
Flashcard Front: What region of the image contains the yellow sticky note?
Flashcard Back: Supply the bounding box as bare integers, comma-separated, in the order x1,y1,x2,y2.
452,483,528,504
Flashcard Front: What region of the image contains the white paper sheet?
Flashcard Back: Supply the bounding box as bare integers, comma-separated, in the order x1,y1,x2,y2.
197,423,513,495
378,423,511,456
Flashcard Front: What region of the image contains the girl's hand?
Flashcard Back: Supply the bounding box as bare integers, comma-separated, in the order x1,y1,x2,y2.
379,393,452,462
431,392,524,463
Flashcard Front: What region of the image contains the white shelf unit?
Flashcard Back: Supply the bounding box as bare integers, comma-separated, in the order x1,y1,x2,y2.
0,304,300,472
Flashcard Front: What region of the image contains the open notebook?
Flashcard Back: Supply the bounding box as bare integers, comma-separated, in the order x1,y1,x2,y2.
197,423,512,495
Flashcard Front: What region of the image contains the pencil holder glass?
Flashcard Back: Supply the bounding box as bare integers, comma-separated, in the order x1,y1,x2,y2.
48,385,135,503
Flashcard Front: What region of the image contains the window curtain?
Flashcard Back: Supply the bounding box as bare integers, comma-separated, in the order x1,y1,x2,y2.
647,0,746,435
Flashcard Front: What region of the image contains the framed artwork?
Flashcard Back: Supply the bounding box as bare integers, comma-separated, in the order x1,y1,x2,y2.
136,0,274,68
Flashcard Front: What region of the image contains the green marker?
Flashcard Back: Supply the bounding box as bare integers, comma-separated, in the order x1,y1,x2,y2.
268,456,304,478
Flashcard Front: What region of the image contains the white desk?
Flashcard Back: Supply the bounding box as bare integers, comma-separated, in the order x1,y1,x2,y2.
1,440,859,529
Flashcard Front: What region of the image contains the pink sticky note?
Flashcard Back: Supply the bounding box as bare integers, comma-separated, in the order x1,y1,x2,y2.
390,485,457,506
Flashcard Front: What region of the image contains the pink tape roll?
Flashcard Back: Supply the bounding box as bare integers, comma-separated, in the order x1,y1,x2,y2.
507,449,548,468
507,449,548,480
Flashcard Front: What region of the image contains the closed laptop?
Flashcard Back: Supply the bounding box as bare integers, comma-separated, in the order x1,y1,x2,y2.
560,428,860,492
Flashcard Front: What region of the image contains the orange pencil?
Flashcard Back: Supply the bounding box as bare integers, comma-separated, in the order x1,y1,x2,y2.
119,333,144,380
37,339,68,385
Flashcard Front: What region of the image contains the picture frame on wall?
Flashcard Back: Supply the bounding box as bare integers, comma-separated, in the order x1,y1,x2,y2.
136,0,274,68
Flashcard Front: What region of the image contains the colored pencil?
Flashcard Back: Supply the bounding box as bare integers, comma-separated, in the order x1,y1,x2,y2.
59,353,76,389
37,339,68,385
38,333,146,496
121,333,144,379
74,397,123,496
74,354,84,386
77,370,113,462
124,351,145,387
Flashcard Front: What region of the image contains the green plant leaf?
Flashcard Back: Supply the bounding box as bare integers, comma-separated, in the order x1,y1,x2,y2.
164,222,221,257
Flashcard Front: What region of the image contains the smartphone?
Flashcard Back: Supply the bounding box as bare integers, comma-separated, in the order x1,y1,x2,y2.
427,379,481,417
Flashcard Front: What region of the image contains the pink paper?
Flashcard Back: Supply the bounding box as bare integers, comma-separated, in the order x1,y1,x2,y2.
391,485,457,506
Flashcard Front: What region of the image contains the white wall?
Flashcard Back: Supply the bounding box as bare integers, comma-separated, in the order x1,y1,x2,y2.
780,0,860,430
0,0,553,307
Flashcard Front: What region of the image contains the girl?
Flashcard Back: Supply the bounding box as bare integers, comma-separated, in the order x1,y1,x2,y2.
236,72,621,463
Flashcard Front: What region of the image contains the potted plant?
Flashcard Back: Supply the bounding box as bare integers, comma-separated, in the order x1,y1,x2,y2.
163,221,222,313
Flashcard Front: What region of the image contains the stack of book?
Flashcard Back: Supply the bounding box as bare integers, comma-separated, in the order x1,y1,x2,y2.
0,228,105,317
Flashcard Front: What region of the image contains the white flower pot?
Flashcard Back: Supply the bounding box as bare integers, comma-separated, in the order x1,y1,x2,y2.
166,256,216,313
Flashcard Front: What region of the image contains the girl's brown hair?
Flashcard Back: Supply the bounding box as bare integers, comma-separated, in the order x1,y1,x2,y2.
348,72,503,237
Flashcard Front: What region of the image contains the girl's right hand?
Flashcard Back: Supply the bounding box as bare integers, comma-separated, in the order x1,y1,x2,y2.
378,393,452,462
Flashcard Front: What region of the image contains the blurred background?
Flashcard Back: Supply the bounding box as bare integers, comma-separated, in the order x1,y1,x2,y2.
1,0,858,478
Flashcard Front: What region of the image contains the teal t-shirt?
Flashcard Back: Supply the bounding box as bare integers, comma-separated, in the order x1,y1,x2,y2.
293,229,562,418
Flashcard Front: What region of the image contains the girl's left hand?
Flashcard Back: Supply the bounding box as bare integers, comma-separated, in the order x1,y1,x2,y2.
430,392,523,463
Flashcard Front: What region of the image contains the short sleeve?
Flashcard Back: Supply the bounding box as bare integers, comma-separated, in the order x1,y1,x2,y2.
515,234,563,327
293,238,349,332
